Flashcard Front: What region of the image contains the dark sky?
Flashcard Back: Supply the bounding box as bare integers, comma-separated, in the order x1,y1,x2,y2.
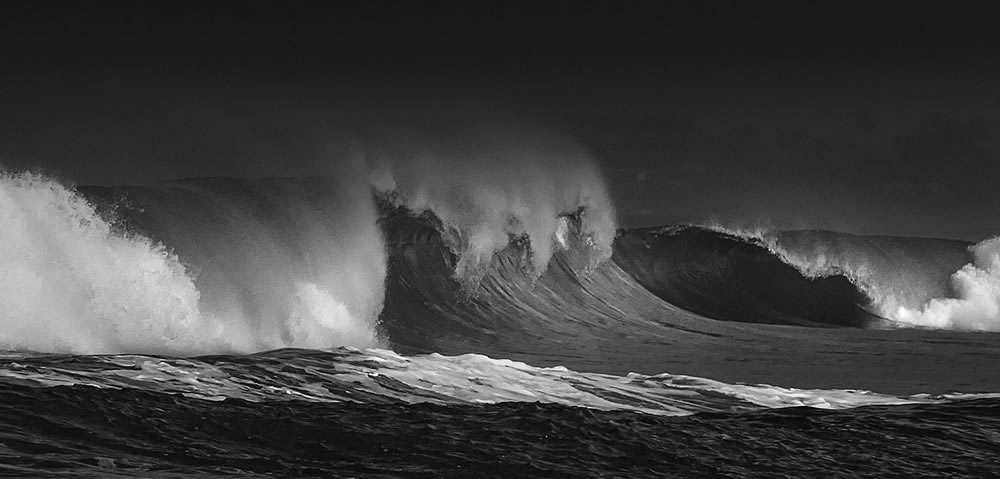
2,2,999,240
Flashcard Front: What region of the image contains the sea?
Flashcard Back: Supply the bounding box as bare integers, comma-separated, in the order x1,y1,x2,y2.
1,170,999,478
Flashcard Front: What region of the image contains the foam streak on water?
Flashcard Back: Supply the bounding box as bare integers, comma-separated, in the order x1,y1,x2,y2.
2,349,983,416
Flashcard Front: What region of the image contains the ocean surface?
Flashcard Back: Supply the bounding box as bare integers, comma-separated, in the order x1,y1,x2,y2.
2,172,1000,477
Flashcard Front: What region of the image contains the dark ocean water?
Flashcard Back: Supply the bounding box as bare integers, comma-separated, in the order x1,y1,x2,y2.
3,350,1000,478
2,175,999,477
3,382,1000,478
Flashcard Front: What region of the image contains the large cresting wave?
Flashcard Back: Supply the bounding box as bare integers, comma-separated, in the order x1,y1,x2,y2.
0,128,620,355
2,125,998,361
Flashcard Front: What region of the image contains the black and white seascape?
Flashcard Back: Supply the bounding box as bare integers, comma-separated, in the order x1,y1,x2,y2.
2,4,1000,478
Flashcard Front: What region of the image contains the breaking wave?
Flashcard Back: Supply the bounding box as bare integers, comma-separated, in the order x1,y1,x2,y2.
0,172,386,355
367,128,615,286
612,226,881,327
704,223,1000,331
0,131,620,355
893,237,1000,330
1,141,998,362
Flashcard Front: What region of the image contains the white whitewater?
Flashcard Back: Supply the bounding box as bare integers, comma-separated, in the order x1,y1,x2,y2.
0,172,384,354
368,127,616,285
3,348,977,416
0,129,618,354
893,237,1000,330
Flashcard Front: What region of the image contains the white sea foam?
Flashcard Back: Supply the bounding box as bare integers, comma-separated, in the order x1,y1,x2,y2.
2,348,980,416
368,127,616,284
0,172,384,354
893,237,1000,330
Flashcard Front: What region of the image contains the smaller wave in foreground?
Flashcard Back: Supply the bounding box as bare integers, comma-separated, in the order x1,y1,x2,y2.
2,348,990,417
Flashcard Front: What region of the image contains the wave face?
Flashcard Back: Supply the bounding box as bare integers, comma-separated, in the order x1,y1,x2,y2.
612,226,882,327
377,200,703,365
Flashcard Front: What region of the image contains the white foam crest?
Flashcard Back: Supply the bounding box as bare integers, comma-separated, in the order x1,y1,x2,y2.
644,374,917,409
369,129,616,284
699,222,774,244
893,237,1000,330
1,348,971,415
0,172,213,354
701,222,878,287
0,172,384,354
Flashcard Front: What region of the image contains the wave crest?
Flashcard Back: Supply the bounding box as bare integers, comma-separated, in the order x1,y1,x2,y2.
0,172,206,353
367,129,616,287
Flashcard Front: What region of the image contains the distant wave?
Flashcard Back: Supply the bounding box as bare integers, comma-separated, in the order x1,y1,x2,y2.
704,224,1000,331
612,226,881,327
